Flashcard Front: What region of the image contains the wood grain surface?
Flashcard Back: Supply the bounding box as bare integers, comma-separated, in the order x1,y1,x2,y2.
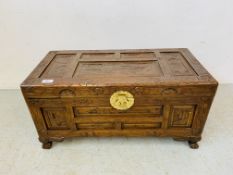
21,48,218,149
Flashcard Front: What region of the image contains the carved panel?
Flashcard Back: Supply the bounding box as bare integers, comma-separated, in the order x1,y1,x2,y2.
73,61,162,77
59,89,75,97
160,52,196,76
40,54,76,78
169,105,196,128
41,107,69,130
161,88,177,95
134,87,144,95
93,87,104,95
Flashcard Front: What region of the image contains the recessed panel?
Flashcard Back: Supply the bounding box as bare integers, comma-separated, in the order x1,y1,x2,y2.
168,105,196,128
40,54,76,78
74,61,162,77
160,52,196,76
41,107,69,130
80,53,115,59
121,52,156,59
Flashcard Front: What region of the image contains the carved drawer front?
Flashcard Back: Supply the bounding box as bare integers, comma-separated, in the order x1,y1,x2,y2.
168,105,196,128
76,123,115,130
74,105,163,130
41,107,69,130
122,123,161,129
76,122,161,130
73,106,162,116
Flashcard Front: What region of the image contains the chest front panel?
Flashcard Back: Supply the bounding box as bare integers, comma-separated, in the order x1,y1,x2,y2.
27,86,213,137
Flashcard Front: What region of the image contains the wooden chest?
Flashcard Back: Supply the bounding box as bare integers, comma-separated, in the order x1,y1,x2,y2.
21,49,218,149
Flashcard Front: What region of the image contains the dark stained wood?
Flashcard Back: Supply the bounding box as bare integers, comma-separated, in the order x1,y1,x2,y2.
21,48,218,149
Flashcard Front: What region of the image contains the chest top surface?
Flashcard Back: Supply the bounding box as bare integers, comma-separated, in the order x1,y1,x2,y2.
21,48,218,87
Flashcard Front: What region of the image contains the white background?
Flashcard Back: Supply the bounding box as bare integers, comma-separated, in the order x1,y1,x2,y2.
0,0,233,89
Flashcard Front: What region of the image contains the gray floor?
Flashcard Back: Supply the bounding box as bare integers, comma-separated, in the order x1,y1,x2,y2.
0,85,233,175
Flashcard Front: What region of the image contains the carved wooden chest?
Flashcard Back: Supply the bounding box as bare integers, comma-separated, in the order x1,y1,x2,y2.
21,49,218,149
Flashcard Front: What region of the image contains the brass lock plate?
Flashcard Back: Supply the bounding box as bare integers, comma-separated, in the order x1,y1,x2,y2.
110,91,134,110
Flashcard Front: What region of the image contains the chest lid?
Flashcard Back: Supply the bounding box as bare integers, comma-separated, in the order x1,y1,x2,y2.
21,48,217,87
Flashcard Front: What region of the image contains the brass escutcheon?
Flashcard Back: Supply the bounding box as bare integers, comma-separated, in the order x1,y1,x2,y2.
110,91,134,110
